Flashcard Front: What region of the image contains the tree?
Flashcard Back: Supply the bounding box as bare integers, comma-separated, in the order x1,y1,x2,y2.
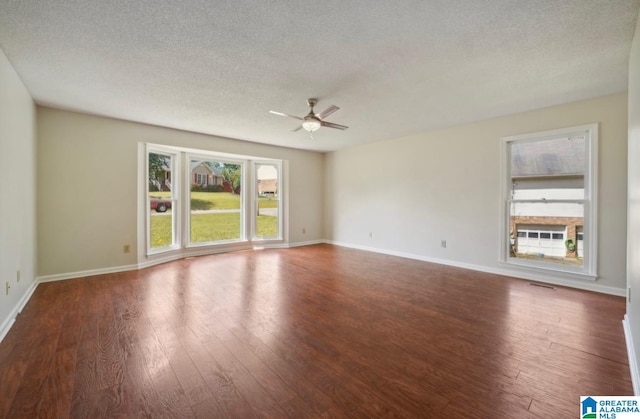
213,163,241,194
148,153,170,181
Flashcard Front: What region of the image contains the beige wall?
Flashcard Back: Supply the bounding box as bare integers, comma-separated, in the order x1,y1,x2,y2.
627,8,640,393
37,108,324,277
0,48,37,337
325,92,628,292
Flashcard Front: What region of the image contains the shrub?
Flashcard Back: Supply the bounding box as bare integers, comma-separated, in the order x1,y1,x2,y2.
191,184,224,192
205,185,224,192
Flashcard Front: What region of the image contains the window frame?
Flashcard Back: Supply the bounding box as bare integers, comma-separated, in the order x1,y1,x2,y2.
499,123,598,280
185,153,247,248
146,145,181,254
141,143,285,262
252,160,283,241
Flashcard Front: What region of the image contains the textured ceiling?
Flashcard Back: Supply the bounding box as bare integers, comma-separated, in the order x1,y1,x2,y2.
0,1,638,152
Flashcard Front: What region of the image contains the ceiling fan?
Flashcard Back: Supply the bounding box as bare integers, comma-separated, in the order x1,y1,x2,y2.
270,98,349,133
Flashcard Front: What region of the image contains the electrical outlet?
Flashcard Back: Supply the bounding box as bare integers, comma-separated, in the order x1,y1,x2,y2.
369,232,373,238
441,240,447,248
302,228,306,235
5,281,10,295
16,270,20,282
123,244,131,253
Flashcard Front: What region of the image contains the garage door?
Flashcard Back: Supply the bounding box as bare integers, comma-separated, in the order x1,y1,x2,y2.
576,226,584,257
516,225,566,257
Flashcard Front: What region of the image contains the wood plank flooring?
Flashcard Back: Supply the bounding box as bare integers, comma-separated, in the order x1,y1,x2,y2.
0,244,632,418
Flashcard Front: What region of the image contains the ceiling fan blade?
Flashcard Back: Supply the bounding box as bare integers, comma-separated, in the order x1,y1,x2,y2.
317,105,339,119
293,125,303,132
269,110,303,121
321,121,349,130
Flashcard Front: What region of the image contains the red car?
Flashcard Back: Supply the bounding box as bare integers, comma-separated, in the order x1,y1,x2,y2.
149,196,172,212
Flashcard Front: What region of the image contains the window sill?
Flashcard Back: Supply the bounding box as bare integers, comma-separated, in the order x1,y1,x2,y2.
500,258,597,282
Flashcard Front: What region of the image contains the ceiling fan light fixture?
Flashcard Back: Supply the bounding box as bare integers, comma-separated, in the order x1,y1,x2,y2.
270,98,348,133
302,118,321,132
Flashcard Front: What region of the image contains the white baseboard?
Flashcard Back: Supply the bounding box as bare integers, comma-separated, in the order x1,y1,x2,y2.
287,239,325,248
138,241,321,268
326,240,626,296
0,280,38,343
624,314,640,395
38,263,140,283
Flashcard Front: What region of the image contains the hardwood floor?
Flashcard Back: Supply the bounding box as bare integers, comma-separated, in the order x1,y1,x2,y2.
0,244,632,418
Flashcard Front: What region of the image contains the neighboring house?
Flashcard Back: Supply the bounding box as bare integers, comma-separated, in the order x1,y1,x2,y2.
191,161,224,187
149,165,172,191
509,137,585,258
258,179,278,195
150,162,227,191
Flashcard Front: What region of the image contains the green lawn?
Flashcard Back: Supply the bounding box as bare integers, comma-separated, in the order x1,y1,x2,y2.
150,212,278,247
150,215,173,248
256,214,278,237
150,191,277,209
258,196,278,209
191,212,241,243
151,191,239,210
149,192,279,247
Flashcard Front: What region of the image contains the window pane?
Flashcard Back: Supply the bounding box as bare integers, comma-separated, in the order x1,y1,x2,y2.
190,159,242,244
511,136,585,200
503,125,595,276
148,152,175,249
509,149,583,264
256,163,280,238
